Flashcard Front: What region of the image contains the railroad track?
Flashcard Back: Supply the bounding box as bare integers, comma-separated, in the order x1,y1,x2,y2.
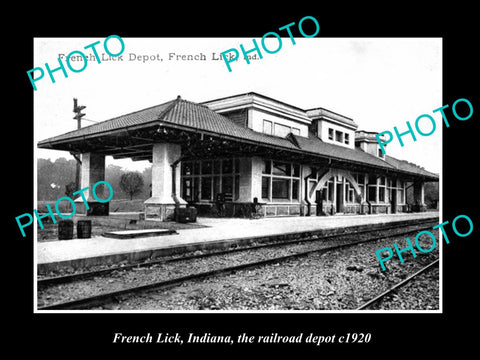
38,218,437,286
356,259,439,310
38,218,438,310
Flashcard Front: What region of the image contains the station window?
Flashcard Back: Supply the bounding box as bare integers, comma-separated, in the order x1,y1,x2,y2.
274,123,291,138
222,159,233,174
262,177,270,199
182,178,193,201
201,177,212,200
213,176,220,197
344,181,356,203
365,175,393,203
181,159,240,203
222,176,233,201
368,186,377,202
201,161,212,175
328,128,334,140
193,178,199,202
261,159,301,202
397,184,405,204
335,130,343,142
181,162,193,176
234,175,240,201
272,178,290,199
262,159,271,174
263,120,273,135
327,179,334,202
265,120,303,138
292,179,300,200
272,161,291,176
193,161,200,175
379,187,385,202
213,160,221,174
379,177,386,202
345,133,350,145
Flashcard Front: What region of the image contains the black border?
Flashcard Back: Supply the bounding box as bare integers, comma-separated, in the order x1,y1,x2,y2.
14,5,478,356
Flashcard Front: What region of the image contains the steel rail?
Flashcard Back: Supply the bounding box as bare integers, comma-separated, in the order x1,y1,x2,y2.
356,258,440,310
38,220,439,310
38,218,438,288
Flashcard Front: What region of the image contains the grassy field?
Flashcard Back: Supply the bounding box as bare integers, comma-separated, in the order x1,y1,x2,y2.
35,199,206,242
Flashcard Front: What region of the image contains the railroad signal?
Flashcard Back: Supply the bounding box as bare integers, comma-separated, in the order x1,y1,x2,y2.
73,98,86,128
73,113,86,120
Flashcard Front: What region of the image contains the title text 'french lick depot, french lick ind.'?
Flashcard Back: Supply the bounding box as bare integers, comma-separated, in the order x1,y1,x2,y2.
37,92,438,221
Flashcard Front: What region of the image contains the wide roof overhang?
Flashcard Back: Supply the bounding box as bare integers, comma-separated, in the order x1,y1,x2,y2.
38,97,439,182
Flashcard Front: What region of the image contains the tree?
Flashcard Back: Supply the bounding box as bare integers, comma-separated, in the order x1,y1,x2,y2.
65,181,78,198
37,157,77,200
119,172,144,200
106,164,126,199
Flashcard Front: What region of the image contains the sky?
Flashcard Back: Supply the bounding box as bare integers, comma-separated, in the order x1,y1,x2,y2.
33,37,442,174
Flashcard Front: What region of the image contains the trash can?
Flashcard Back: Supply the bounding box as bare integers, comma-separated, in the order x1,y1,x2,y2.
58,220,74,240
176,207,197,223
77,220,92,238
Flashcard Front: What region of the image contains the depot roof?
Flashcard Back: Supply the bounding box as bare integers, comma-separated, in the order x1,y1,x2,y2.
38,95,438,181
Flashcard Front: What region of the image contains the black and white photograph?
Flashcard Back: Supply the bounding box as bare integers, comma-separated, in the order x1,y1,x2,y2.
14,8,477,356
33,37,442,312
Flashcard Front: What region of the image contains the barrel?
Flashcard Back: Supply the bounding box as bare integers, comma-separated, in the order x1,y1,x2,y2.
58,220,74,240
175,207,197,223
188,207,197,222
77,220,92,238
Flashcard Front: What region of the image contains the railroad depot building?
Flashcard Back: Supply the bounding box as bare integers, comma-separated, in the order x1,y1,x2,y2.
37,92,439,221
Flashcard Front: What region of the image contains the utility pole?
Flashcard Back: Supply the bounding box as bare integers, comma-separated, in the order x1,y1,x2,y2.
72,98,86,190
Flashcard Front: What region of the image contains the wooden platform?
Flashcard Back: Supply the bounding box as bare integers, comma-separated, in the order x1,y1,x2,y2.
102,229,178,239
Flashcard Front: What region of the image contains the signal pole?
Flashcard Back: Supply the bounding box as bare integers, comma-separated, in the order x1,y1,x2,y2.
73,98,86,190
73,98,86,129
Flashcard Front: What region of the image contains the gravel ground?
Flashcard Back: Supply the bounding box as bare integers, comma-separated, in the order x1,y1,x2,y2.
38,224,440,311
366,266,439,310
109,230,439,311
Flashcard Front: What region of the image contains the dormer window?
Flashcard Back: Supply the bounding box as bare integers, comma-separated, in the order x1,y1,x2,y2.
335,130,343,142
345,133,350,145
356,131,387,157
274,123,291,137
263,120,272,135
262,119,304,138
328,128,334,140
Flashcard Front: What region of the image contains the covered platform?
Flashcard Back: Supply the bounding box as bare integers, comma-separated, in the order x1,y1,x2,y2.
37,93,439,222
37,211,439,273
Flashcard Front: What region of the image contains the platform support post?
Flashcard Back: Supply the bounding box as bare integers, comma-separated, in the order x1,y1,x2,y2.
74,152,109,215
144,143,187,221
413,181,426,212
